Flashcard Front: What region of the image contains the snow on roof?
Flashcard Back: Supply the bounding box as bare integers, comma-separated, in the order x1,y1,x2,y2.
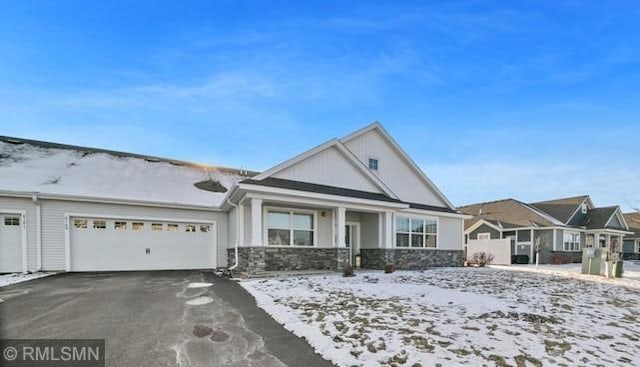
0,138,254,207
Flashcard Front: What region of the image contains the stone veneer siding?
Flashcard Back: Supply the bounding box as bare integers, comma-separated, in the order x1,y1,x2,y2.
228,247,349,273
360,248,464,269
546,251,583,264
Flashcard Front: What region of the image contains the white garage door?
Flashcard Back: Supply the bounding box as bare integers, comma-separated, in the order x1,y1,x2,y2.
0,214,23,273
69,216,216,271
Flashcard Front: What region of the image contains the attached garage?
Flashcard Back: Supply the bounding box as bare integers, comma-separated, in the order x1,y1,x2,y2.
0,211,27,273
67,215,216,271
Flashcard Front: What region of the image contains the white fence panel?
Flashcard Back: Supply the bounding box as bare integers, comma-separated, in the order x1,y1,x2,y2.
467,239,511,265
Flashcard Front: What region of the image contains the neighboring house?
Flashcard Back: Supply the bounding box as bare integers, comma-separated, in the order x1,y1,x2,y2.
622,212,640,260
0,122,468,274
459,195,632,264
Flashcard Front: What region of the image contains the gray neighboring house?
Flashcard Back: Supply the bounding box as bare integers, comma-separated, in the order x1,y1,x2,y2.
622,212,640,260
459,195,632,264
0,122,469,275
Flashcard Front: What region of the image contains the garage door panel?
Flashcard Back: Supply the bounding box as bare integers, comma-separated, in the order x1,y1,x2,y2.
70,217,216,271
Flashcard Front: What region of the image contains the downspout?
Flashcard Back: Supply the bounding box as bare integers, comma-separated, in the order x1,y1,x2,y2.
32,193,43,272
226,198,240,271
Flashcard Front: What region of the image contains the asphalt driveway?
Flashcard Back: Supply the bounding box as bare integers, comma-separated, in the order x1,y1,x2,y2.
0,271,333,367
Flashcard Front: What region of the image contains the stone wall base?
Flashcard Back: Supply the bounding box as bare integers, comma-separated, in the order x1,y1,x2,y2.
228,247,349,274
360,248,464,269
548,251,582,264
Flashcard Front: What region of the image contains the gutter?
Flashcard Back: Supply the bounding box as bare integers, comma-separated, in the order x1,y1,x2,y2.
226,198,240,271
32,194,43,271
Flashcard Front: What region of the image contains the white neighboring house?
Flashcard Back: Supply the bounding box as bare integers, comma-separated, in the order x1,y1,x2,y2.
0,123,469,274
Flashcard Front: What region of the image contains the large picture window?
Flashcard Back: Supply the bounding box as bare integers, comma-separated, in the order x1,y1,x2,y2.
395,216,437,248
563,231,580,251
267,210,315,246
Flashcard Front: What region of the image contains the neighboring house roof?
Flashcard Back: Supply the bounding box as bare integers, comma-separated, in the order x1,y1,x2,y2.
530,195,591,224
579,206,618,229
0,135,255,207
624,212,640,238
241,177,459,213
459,199,560,230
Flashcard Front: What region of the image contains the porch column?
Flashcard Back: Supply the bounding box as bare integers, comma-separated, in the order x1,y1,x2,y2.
336,207,346,247
250,198,263,246
383,211,393,248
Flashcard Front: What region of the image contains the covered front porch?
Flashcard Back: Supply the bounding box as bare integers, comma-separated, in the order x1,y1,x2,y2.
227,189,465,274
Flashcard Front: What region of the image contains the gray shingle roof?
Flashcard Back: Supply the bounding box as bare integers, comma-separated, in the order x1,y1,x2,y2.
529,195,589,224
459,199,558,230
580,207,618,229
241,177,458,213
623,213,640,238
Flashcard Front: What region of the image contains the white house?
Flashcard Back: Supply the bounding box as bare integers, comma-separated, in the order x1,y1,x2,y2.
0,123,468,274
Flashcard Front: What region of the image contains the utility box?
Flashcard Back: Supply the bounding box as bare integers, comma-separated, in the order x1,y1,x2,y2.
582,248,600,275
582,247,624,278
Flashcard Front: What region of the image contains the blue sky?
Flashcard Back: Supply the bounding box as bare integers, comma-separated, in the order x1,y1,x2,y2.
1,1,639,210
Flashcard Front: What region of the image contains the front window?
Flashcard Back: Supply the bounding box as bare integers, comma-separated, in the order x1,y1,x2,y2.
267,210,314,246
132,222,144,231
563,231,581,251
114,221,127,230
395,216,437,248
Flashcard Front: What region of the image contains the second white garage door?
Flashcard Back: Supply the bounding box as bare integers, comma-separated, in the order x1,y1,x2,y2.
69,216,216,271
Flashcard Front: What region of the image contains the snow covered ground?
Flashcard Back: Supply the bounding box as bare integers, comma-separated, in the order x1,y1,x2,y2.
0,272,55,288
492,261,640,290
242,267,640,366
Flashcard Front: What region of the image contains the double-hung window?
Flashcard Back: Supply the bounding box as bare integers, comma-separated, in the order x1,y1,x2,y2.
563,231,580,251
395,216,437,248
267,210,315,246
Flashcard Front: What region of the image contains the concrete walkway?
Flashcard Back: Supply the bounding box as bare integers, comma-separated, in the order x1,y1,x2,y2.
0,271,333,367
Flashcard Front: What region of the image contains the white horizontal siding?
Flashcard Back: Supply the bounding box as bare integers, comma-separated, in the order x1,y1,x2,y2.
39,199,229,270
0,197,38,271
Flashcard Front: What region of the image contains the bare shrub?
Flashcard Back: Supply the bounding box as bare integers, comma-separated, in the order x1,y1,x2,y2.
343,265,355,277
384,263,395,274
468,252,495,267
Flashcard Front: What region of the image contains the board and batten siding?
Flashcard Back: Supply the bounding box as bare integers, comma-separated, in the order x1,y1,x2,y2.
39,199,229,270
0,196,38,271
343,128,448,207
272,146,382,193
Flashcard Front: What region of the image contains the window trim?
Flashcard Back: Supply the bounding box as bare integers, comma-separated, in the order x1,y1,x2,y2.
563,230,581,252
393,213,439,249
263,206,318,247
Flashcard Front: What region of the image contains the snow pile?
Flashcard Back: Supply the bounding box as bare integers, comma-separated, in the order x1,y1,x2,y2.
0,272,55,288
0,141,248,206
242,268,640,366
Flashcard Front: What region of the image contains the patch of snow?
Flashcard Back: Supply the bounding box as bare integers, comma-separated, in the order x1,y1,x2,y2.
187,282,213,288
0,141,247,206
242,268,640,366
185,296,214,306
0,272,55,288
